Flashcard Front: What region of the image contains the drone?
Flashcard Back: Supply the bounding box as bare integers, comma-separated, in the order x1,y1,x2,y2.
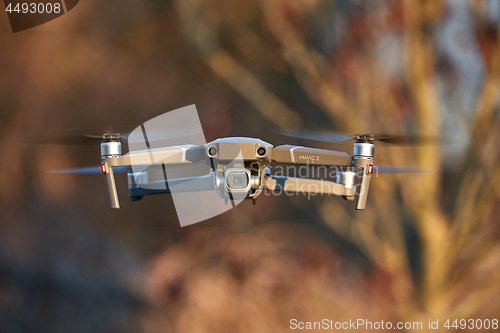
41,128,436,211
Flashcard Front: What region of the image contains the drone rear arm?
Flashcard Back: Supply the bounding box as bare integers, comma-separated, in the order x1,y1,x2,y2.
264,175,355,197
128,174,215,199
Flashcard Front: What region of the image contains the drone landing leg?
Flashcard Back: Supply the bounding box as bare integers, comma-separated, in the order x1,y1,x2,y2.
103,164,120,209
355,169,371,210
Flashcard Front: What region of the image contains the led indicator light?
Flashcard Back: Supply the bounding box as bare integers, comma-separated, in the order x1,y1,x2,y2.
367,164,374,175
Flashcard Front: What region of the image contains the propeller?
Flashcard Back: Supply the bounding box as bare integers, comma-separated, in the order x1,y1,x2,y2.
276,130,447,145
29,127,132,145
31,127,203,146
374,165,431,173
49,166,132,174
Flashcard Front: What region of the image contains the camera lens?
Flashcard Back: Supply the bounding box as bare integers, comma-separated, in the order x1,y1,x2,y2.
225,170,249,190
257,147,266,156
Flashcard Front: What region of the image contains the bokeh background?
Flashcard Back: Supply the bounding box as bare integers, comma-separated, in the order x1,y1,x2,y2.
1,0,500,332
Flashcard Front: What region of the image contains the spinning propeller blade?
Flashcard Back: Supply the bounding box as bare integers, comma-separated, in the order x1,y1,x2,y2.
276,130,447,145
49,166,132,174
275,130,353,142
374,165,431,173
29,127,131,145
31,127,201,146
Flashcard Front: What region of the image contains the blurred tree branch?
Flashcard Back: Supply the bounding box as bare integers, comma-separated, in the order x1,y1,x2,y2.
174,0,302,130
172,0,500,329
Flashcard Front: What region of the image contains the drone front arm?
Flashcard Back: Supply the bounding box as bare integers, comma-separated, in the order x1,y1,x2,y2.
271,145,351,166
264,175,355,197
103,164,120,209
101,145,206,209
107,145,205,167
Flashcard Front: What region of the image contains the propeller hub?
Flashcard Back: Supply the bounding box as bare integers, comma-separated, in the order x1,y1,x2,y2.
354,134,375,142
102,133,121,141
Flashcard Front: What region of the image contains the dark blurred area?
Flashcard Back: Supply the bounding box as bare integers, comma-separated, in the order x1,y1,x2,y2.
1,0,499,332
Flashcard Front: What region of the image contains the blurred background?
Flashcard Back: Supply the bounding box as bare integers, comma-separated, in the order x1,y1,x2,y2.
1,0,499,332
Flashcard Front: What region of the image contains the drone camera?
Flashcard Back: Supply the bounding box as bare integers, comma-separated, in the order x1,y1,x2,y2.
225,168,251,192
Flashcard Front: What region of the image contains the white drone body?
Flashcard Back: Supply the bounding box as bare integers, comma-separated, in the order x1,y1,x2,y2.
99,135,376,210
